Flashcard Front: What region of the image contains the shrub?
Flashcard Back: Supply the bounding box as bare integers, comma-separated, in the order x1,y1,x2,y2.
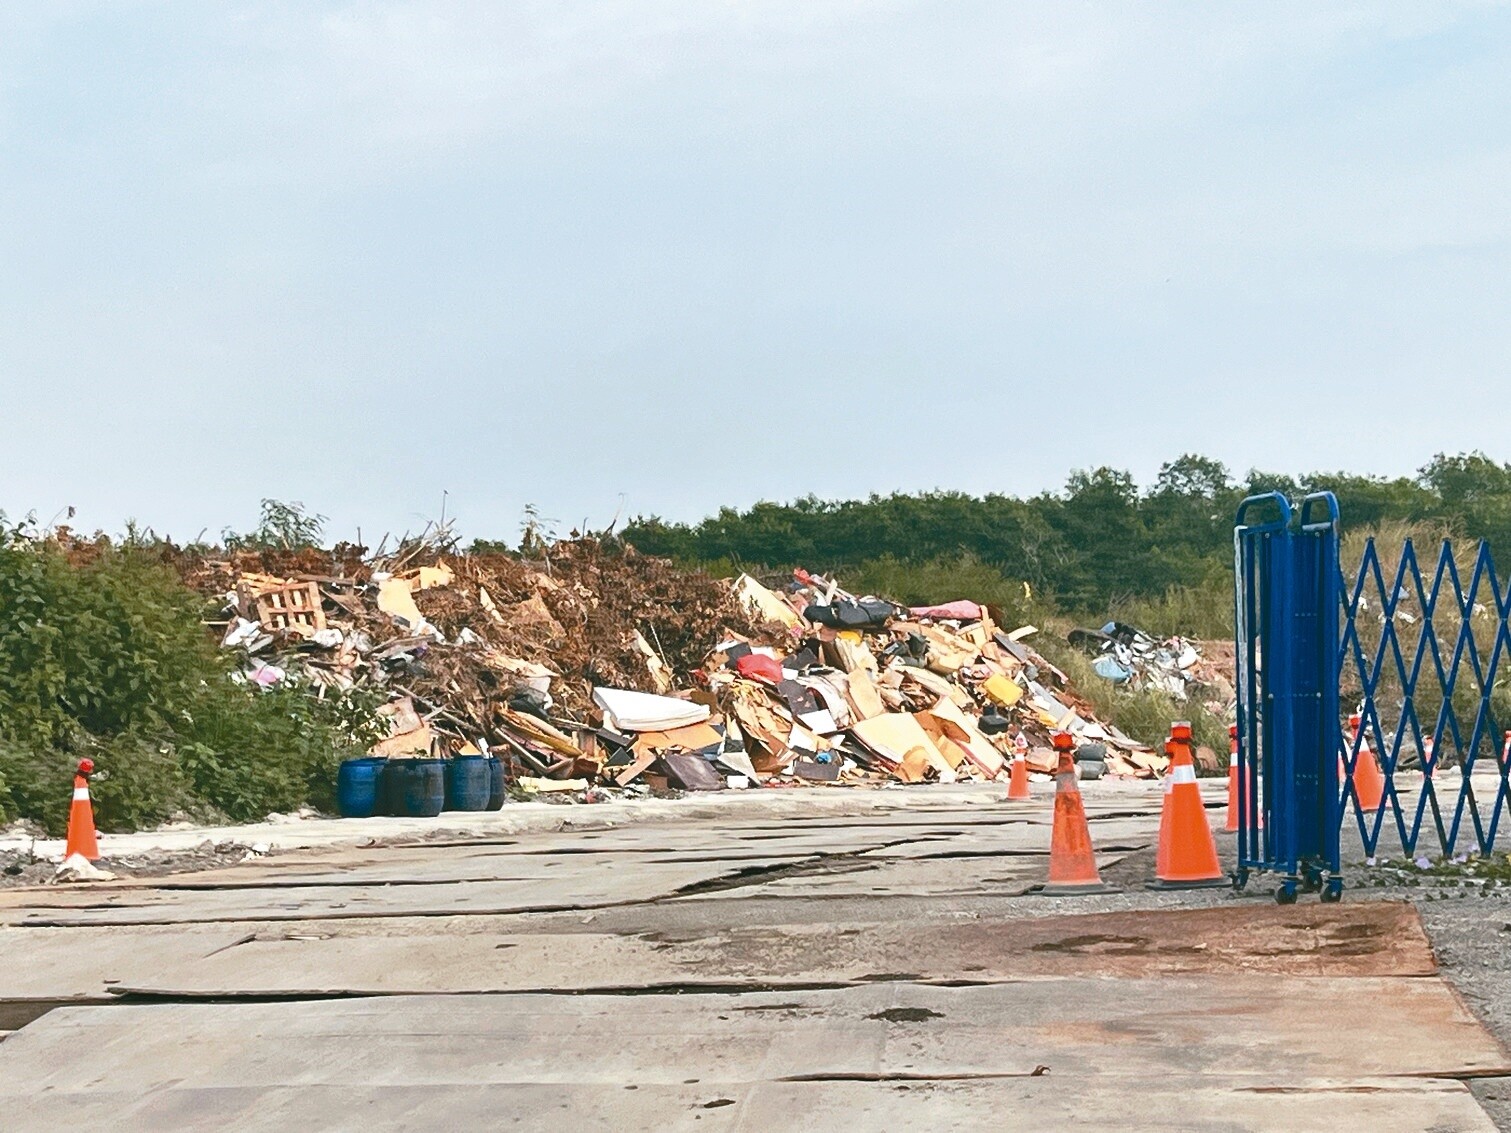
178,685,381,823
0,527,363,833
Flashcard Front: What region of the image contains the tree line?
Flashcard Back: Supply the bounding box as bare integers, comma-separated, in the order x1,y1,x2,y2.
621,452,1511,619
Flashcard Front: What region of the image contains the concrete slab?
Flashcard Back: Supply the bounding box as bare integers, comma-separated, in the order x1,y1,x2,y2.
0,1077,1493,1132
2,857,823,927
0,924,250,1025
0,779,1185,864
97,903,1436,1000
0,804,1157,925
0,977,1503,1132
673,850,1130,900
6,977,1505,1085
101,848,835,889
855,818,1155,857
0,782,1117,857
1,783,1502,1131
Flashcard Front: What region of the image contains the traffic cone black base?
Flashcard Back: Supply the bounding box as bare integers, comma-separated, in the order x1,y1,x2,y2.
1032,880,1122,896
1145,876,1231,891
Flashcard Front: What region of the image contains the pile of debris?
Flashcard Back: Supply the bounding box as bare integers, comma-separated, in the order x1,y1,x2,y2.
1067,621,1234,717
699,570,1167,785
191,537,765,718
194,543,1169,795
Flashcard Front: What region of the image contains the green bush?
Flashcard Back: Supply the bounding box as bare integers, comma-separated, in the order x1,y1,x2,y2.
0,533,211,746
82,732,193,831
0,528,363,834
0,726,192,834
178,686,379,823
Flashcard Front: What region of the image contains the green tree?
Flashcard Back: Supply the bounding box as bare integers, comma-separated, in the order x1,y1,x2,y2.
1418,452,1511,550
224,499,327,551
619,450,1511,619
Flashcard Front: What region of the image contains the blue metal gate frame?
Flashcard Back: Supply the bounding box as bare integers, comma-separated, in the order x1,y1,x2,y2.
1238,490,1511,870
1233,491,1343,902
1342,535,1511,858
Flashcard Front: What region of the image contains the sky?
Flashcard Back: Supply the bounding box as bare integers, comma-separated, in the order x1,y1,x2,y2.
3,2,1510,546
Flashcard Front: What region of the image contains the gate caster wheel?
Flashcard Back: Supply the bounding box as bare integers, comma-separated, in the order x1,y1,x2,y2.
1301,866,1323,893
1321,879,1343,903
1275,882,1299,905
1232,869,1249,893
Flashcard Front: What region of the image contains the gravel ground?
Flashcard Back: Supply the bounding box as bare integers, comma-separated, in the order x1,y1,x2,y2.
0,842,269,888
1407,892,1511,1130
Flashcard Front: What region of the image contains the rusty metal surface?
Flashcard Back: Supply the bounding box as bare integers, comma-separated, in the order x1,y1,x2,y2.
993,900,1436,978
80,901,1432,1000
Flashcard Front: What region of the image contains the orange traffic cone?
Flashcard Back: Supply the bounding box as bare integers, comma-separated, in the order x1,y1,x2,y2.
1154,737,1177,878
65,758,101,862
1223,724,1241,833
1033,732,1116,895
1223,724,1261,833
1148,722,1226,890
1006,734,1031,801
1346,714,1385,812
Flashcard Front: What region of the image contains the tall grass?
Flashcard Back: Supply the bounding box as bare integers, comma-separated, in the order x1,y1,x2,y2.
1106,569,1234,639
1339,519,1511,765
1033,632,1230,755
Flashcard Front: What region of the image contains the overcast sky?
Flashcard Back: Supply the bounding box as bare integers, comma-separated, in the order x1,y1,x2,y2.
3,2,1509,544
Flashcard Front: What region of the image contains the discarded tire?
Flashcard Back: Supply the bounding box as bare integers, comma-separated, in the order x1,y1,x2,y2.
444,755,491,812
487,756,505,810
336,757,385,818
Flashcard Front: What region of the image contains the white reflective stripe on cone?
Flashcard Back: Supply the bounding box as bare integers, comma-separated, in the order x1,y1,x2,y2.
1170,766,1198,784
73,787,90,800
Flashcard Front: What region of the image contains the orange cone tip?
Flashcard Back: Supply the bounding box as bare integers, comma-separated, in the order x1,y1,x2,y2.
1223,723,1259,832
1006,748,1031,801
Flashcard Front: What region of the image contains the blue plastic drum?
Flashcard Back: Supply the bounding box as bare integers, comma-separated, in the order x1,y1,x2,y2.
486,756,505,810
388,758,445,818
336,757,384,818
444,755,491,812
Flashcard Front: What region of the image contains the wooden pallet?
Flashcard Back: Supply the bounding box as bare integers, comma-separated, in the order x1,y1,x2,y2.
253,580,326,634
